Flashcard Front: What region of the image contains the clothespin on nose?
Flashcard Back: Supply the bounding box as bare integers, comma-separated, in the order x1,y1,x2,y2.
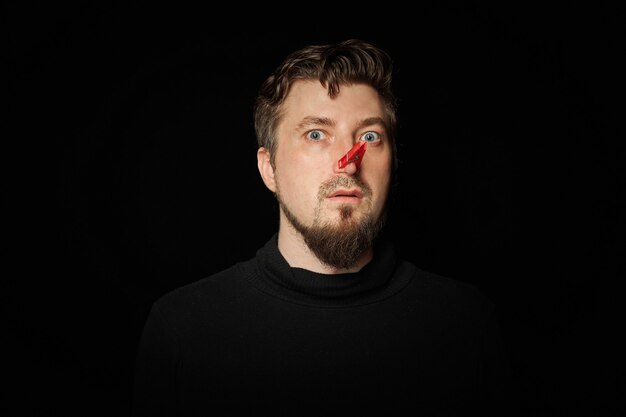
337,141,367,169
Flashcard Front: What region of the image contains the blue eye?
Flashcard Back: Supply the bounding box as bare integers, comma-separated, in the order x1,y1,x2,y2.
360,131,381,143
306,130,326,141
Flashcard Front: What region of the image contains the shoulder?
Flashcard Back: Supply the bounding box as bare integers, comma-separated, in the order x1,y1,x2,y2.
150,257,256,320
415,265,488,299
402,260,495,316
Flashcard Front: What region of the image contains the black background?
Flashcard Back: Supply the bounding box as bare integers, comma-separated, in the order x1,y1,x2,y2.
6,2,624,416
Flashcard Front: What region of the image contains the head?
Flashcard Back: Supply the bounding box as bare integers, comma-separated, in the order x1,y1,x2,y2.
255,39,398,269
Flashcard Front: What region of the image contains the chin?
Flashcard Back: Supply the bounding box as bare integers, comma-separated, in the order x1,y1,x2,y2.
318,209,371,235
326,204,361,223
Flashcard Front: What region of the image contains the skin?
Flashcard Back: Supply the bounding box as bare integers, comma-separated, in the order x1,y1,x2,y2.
257,80,393,274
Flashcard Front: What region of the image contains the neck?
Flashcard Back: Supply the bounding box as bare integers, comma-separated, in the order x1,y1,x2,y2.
277,220,374,274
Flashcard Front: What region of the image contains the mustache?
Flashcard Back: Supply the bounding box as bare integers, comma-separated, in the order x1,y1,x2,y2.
317,176,372,200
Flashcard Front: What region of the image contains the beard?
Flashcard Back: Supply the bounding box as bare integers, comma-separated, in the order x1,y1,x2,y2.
276,175,388,270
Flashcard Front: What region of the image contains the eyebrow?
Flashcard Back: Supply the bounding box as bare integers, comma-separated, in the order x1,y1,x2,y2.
295,116,386,131
295,116,335,130
356,117,386,130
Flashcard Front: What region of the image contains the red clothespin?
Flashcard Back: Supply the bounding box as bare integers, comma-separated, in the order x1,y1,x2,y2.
337,141,367,169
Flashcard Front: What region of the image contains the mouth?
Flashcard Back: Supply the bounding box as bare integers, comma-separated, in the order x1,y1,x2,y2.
326,189,364,203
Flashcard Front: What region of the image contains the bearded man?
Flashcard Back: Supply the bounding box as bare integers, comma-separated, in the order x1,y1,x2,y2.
132,39,516,417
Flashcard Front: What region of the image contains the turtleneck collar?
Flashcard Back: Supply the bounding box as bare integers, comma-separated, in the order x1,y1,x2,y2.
248,233,412,308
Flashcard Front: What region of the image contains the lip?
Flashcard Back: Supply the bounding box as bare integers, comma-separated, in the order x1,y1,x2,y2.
327,189,364,199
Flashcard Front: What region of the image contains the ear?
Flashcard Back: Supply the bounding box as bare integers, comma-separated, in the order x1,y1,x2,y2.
257,147,277,192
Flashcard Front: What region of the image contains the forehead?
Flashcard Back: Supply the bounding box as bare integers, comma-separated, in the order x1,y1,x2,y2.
279,80,385,125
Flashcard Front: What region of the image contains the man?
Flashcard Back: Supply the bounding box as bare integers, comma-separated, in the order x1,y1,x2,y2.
132,39,514,416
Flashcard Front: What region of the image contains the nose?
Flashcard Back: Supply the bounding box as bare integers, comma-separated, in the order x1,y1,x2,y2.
334,141,367,175
335,158,358,175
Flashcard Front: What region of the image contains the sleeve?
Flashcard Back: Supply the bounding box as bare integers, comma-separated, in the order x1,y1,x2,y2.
131,302,180,417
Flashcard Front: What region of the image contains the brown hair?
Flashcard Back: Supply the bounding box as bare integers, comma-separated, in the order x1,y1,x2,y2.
253,39,398,170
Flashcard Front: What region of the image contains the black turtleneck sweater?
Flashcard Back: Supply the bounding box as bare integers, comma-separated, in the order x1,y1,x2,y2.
132,234,515,416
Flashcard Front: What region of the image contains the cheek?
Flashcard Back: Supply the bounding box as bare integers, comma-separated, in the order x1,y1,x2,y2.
277,160,318,201
365,163,392,206
366,158,392,186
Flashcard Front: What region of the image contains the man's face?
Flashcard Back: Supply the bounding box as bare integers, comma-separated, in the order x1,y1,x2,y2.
269,80,393,266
